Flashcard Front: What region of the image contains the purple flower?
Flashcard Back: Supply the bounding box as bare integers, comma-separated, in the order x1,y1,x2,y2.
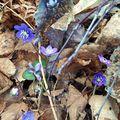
14,23,35,43
22,111,35,120
40,45,58,57
92,72,106,86
28,62,41,80
98,55,111,66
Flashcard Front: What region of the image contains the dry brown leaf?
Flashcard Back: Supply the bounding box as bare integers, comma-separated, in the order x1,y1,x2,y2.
51,13,75,31
0,58,16,77
28,81,39,96
67,85,87,120
15,60,28,82
0,72,13,95
60,48,74,58
15,40,37,53
0,31,15,56
16,50,38,63
43,89,64,97
75,77,92,87
96,12,120,47
72,0,103,15
0,99,6,114
89,95,118,120
81,43,106,54
1,102,28,120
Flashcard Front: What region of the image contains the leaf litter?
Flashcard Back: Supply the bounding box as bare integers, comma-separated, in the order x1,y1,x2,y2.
0,0,120,120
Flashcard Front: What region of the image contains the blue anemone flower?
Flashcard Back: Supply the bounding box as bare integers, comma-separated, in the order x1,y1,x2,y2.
40,45,58,57
92,72,106,86
22,111,35,120
14,23,35,43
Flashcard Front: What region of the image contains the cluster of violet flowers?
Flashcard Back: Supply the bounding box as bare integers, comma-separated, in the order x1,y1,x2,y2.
92,55,111,87
14,23,58,120
14,23,112,89
14,23,58,56
14,23,58,80
14,23,112,119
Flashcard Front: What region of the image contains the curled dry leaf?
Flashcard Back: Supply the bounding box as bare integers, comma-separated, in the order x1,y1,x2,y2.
67,85,87,120
1,102,28,120
89,95,118,120
0,58,16,77
0,72,13,95
0,31,15,56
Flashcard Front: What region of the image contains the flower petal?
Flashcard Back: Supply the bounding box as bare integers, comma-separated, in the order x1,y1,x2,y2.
22,111,35,120
46,45,52,51
16,31,21,39
35,63,41,72
14,25,21,30
35,73,41,81
40,46,47,56
21,23,28,29
52,48,58,53
28,63,34,69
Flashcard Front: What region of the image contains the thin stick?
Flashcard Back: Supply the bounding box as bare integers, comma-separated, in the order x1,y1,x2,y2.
92,85,97,96
38,43,58,120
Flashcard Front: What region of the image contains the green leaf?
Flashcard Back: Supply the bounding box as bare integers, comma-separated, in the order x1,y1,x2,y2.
41,59,47,68
32,60,39,67
32,60,47,68
22,70,35,80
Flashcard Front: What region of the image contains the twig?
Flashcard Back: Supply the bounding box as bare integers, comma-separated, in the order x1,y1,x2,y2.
47,8,97,81
94,66,120,120
58,13,98,74
48,0,110,80
88,2,115,35
92,85,97,96
38,43,58,120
